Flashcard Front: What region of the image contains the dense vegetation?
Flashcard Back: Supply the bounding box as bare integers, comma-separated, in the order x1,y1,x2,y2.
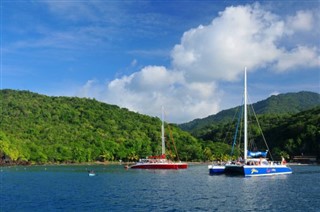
0,90,201,164
196,106,320,161
0,89,319,165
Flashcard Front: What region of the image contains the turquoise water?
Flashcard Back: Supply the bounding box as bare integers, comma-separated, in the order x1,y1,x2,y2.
1,164,319,211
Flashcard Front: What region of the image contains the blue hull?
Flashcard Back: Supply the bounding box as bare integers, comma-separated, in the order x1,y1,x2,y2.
243,166,292,177
209,168,225,175
208,165,225,175
225,165,292,177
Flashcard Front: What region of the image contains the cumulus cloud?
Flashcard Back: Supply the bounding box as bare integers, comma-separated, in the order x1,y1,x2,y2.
172,4,282,81
78,3,319,123
172,4,319,82
88,66,220,123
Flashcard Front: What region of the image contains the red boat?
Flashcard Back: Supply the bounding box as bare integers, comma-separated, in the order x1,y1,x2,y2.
130,154,188,169
130,107,188,170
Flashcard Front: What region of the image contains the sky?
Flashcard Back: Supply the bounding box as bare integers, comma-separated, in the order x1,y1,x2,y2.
1,0,320,123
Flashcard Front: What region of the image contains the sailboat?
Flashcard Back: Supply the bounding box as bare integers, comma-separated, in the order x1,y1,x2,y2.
130,107,188,169
224,68,292,177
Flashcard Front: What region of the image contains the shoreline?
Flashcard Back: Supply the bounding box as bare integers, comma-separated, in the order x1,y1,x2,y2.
1,161,318,167
0,161,211,167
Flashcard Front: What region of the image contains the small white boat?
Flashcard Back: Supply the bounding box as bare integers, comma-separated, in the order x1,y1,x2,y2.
88,171,96,176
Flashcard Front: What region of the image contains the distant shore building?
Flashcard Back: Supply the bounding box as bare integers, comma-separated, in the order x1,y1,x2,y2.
293,155,317,164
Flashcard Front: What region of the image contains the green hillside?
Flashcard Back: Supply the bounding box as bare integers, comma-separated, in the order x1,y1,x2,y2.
197,107,320,161
253,91,320,114
0,89,319,165
180,91,320,134
0,89,201,164
262,106,320,158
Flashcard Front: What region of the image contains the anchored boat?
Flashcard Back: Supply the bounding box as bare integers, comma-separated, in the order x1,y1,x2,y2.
224,68,292,177
130,107,188,170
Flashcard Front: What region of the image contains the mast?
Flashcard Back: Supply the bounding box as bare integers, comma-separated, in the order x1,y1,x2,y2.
161,106,165,155
244,67,248,162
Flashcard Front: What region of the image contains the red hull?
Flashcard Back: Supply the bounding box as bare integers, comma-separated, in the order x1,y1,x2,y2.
130,163,188,169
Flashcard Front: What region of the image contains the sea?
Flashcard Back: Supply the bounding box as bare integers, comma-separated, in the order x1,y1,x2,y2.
0,164,319,212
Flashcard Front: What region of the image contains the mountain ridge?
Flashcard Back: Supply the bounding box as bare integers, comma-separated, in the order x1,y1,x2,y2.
179,91,320,134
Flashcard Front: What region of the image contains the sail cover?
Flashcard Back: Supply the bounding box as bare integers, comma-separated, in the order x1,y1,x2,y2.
247,151,268,158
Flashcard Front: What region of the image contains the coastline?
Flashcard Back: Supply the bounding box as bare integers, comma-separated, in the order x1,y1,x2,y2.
0,161,209,167
1,160,318,167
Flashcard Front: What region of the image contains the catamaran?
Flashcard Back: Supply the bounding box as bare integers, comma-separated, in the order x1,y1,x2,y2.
224,68,292,177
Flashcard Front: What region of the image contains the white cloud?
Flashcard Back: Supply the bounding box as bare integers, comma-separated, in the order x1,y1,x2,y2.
79,66,220,123
286,10,314,33
270,91,280,96
172,4,319,82
275,46,320,71
77,3,319,123
127,66,178,92
172,4,283,82
77,79,104,98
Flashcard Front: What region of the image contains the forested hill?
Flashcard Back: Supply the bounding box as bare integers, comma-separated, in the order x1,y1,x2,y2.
0,89,319,164
0,89,201,164
194,106,320,160
179,91,320,134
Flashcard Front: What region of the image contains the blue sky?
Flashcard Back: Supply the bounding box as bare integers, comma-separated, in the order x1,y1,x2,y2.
1,0,319,123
